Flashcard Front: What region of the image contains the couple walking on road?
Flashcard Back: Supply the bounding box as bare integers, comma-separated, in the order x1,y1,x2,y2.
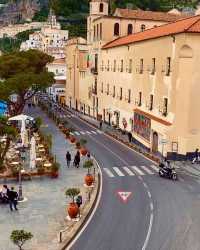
66,151,91,168
0,185,18,211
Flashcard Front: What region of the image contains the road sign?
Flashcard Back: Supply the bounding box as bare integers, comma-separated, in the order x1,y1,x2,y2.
117,191,132,203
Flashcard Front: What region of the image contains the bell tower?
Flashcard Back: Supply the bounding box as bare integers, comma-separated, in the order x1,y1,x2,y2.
89,0,109,16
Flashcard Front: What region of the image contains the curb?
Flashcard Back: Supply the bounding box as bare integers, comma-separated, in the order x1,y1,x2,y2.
73,113,160,164
59,156,102,250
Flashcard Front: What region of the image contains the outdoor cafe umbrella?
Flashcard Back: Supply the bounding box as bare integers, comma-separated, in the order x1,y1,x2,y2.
30,136,36,170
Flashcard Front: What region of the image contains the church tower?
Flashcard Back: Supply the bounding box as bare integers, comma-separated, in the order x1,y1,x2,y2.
87,0,109,44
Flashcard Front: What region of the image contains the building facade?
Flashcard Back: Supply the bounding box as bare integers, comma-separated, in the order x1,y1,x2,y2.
99,15,200,157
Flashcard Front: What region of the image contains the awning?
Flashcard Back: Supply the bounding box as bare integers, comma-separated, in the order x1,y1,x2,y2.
134,108,172,126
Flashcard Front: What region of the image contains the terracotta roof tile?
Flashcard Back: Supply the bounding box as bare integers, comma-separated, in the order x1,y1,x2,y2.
103,15,200,49
114,8,189,22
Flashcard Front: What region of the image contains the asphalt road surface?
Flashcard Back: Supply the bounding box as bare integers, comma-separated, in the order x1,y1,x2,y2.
41,101,200,250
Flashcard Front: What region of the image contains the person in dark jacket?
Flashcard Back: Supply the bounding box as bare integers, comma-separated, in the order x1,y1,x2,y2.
66,151,71,167
74,151,80,168
128,132,132,143
8,187,18,211
192,148,199,164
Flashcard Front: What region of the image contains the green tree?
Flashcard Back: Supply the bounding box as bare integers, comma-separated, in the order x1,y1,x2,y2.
0,49,54,115
10,230,33,250
0,116,18,170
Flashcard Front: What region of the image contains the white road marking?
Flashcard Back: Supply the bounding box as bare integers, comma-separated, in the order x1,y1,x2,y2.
91,131,97,134
141,166,154,175
97,130,103,134
113,167,125,176
150,202,153,211
86,131,92,134
122,167,135,176
179,177,184,182
103,168,114,177
67,115,71,118
149,165,159,172
74,131,80,135
143,182,148,189
80,131,86,135
131,166,145,175
142,213,154,250
147,191,152,199
70,132,74,136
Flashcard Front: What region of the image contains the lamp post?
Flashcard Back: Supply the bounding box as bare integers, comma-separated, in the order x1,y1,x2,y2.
18,146,26,201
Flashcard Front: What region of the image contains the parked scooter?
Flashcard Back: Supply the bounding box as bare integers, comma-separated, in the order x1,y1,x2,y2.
159,161,177,180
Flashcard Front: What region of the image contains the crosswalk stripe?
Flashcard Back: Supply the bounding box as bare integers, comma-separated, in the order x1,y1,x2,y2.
67,115,71,118
141,166,154,175
74,132,80,135
86,131,92,135
131,166,145,175
80,131,86,135
103,168,114,177
113,167,125,176
91,131,97,134
97,130,103,134
149,165,159,172
70,132,74,136
122,167,135,176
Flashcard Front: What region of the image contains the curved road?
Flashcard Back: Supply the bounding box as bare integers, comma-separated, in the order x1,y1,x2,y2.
48,104,200,250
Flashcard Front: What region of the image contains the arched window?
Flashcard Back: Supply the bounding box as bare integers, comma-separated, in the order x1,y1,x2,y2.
114,23,119,36
141,24,146,32
99,3,104,12
127,24,133,35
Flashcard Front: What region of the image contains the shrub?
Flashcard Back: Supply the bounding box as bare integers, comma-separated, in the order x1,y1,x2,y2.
10,230,33,250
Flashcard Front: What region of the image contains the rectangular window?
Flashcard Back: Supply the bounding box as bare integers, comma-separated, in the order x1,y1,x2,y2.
101,82,103,93
113,86,115,97
107,84,109,95
129,59,132,73
113,60,116,72
93,25,96,41
166,57,171,76
151,58,155,75
163,98,168,116
128,89,131,103
97,24,99,40
139,92,142,106
149,94,153,110
100,23,102,40
120,60,123,72
140,59,143,74
120,87,123,100
101,60,104,71
107,60,110,71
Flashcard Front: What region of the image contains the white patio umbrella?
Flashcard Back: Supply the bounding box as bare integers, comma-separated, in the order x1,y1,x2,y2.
30,136,36,170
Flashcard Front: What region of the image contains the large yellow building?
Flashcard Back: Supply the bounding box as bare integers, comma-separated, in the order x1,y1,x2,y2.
65,0,200,157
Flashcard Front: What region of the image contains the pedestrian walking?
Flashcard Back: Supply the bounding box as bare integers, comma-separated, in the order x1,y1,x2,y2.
87,151,90,160
99,120,103,130
7,187,18,211
66,151,71,167
192,148,199,164
76,195,82,217
127,132,132,143
74,151,80,168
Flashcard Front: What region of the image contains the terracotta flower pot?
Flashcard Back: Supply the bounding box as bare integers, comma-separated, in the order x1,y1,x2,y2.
51,171,59,178
80,147,87,156
67,202,79,219
70,136,76,143
85,174,94,186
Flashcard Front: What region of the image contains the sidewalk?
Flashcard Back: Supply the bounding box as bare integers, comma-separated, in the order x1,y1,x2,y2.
175,161,200,177
0,107,87,250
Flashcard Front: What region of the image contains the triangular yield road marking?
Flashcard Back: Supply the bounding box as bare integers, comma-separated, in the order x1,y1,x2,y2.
117,191,132,203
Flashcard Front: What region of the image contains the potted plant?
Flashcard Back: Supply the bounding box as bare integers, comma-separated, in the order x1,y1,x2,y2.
65,188,80,219
70,136,76,143
79,138,88,156
65,131,70,139
50,161,60,178
83,160,94,186
76,141,81,149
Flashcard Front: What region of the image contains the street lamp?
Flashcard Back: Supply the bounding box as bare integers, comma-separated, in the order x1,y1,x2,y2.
18,146,26,201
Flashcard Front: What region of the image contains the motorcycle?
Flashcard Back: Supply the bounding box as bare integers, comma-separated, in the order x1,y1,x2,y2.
159,165,178,180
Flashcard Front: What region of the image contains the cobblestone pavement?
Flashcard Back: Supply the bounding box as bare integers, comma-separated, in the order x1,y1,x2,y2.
0,107,86,250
